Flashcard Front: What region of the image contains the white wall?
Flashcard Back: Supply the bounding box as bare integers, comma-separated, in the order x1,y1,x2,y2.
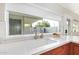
0,3,7,39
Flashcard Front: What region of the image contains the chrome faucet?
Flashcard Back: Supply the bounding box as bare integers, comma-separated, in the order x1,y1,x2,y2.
33,27,38,39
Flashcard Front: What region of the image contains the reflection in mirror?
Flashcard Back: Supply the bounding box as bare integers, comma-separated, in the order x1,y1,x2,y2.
9,11,60,35
72,20,79,32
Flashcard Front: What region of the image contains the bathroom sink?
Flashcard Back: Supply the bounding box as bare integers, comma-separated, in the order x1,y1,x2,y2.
24,38,57,50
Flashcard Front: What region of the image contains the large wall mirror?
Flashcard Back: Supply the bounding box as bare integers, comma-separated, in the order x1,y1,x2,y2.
9,11,60,35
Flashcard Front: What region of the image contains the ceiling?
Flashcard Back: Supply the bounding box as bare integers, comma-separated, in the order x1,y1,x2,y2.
32,3,79,16
58,3,79,15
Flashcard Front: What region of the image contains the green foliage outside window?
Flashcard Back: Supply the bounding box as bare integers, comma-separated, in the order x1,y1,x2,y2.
35,21,50,28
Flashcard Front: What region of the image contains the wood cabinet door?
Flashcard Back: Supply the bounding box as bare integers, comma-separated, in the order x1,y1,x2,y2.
62,43,70,55
73,43,79,55
69,42,74,55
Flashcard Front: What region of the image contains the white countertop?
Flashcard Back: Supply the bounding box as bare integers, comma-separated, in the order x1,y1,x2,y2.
0,35,79,55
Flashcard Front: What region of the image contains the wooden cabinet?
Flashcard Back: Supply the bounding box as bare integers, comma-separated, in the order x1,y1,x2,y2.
69,42,74,55
69,42,79,55
73,43,79,55
41,43,70,55
41,42,79,55
41,46,65,55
